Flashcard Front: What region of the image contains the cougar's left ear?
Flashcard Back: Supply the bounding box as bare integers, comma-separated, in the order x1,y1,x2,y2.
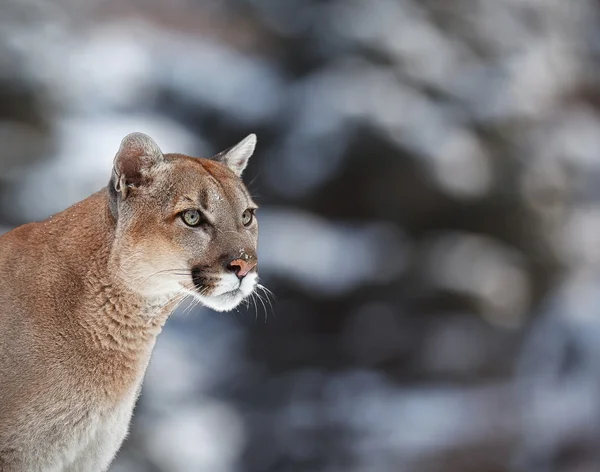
212,134,256,177
112,132,164,199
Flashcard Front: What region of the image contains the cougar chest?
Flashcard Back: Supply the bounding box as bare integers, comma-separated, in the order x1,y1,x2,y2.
60,388,140,472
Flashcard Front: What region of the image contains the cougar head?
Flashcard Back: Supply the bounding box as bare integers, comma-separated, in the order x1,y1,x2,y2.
108,132,258,312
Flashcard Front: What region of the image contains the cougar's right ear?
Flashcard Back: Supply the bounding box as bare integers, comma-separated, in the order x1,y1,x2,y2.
212,134,256,177
111,132,164,199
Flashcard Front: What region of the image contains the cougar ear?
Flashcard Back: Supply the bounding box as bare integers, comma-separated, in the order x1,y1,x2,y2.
112,132,163,198
212,134,256,177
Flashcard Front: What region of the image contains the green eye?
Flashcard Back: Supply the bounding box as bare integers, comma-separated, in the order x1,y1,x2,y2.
182,209,202,227
242,209,253,226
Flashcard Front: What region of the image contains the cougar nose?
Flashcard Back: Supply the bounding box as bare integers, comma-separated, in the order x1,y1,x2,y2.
227,258,257,279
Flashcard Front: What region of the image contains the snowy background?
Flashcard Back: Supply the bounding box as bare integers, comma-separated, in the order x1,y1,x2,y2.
1,1,600,471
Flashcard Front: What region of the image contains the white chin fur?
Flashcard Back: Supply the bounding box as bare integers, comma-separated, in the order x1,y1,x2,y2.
185,272,257,312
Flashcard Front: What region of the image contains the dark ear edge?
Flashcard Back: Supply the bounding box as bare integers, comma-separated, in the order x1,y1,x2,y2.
107,172,120,219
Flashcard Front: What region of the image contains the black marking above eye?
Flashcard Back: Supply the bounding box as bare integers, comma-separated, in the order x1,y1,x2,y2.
181,209,202,227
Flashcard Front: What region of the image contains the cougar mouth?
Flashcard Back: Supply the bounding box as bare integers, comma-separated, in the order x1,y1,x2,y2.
188,269,257,312
190,271,217,293
192,286,246,312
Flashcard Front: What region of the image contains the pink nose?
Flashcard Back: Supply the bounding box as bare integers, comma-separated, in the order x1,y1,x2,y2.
227,259,257,279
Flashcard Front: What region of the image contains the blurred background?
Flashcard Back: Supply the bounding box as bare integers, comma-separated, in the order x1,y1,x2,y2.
1,0,600,471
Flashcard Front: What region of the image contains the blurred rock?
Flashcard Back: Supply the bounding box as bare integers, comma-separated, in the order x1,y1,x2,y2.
258,208,408,295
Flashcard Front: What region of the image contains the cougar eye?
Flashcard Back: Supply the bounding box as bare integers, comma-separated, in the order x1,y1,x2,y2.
242,209,253,227
181,209,202,227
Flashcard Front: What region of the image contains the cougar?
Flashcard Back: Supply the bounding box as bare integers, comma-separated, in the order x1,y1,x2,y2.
0,132,260,471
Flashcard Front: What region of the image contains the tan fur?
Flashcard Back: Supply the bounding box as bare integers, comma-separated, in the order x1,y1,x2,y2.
0,133,259,471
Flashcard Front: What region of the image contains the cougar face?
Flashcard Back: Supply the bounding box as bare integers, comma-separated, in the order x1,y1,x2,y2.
109,133,259,312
